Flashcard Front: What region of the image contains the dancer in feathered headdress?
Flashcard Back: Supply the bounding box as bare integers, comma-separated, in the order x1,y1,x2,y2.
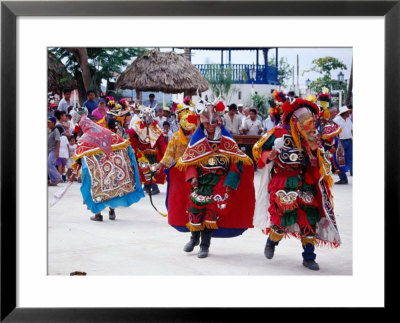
252,97,341,271
152,95,199,225
263,90,286,132
311,91,344,176
174,96,255,258
125,104,167,195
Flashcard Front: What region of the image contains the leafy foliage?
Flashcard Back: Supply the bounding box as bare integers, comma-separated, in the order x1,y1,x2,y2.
48,47,149,94
302,56,347,95
304,56,347,75
204,65,239,102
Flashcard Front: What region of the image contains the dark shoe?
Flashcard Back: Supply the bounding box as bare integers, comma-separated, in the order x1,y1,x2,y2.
197,247,209,258
90,214,103,221
335,180,348,184
143,184,150,194
197,229,213,258
109,208,116,220
264,242,275,259
183,231,201,252
150,183,160,195
303,259,320,271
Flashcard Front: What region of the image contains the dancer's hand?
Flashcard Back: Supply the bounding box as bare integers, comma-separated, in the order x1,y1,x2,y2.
268,149,278,161
154,163,163,174
69,174,76,182
191,177,198,190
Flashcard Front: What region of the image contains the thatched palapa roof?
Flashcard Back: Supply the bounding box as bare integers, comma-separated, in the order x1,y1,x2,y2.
115,50,209,94
48,52,76,91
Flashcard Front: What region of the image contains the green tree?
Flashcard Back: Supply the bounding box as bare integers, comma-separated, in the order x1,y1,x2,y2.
247,93,269,119
205,65,239,103
302,56,347,94
48,47,149,104
269,56,292,88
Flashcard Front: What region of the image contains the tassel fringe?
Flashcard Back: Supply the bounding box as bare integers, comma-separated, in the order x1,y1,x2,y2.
301,236,316,246
204,221,219,230
269,228,284,242
264,228,340,248
186,222,205,231
73,139,131,161
176,154,252,171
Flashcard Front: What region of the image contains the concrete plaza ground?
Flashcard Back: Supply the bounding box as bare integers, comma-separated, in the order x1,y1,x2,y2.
48,171,352,276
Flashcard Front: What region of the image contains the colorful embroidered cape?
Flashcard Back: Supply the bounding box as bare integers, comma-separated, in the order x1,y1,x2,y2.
73,116,144,214
252,125,341,247
320,122,347,174
171,125,256,238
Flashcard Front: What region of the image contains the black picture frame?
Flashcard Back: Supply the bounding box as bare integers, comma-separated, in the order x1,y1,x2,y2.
1,0,397,321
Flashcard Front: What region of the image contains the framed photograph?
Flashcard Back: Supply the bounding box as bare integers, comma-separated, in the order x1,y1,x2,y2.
1,0,397,321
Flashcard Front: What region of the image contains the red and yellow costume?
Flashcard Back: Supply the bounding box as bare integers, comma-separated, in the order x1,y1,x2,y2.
176,109,256,237
252,98,341,269
125,106,166,186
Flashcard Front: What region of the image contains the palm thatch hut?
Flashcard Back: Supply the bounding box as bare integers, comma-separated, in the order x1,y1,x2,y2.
48,52,76,93
115,50,209,95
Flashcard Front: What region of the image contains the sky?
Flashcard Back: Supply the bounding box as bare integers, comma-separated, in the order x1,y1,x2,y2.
164,47,353,91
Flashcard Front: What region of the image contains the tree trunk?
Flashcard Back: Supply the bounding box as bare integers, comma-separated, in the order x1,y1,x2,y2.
64,47,92,92
73,72,86,106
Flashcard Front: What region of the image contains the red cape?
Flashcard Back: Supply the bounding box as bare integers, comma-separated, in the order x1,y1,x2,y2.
166,164,255,237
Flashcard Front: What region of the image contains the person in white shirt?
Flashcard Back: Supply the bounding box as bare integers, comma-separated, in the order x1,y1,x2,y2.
237,103,245,121
66,136,77,181
241,107,250,128
240,108,262,170
333,105,353,184
263,116,275,133
155,108,167,128
57,88,72,113
56,128,70,182
241,108,263,135
223,104,241,135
